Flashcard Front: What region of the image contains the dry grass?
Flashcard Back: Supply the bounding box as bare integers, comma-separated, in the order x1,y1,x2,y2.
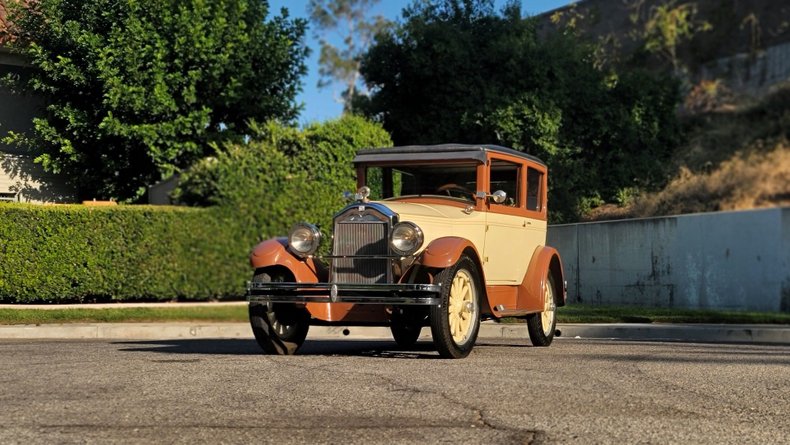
630,142,790,217
586,84,790,221
676,84,790,171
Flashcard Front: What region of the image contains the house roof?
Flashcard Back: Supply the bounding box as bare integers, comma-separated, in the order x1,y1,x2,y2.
1,1,12,46
0,0,25,46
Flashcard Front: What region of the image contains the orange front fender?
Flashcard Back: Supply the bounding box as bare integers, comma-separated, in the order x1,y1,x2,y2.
249,238,378,323
517,246,565,312
420,236,481,269
417,236,492,314
249,238,324,283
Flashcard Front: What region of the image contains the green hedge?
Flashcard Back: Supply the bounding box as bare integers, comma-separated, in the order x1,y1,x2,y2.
0,116,393,303
0,204,248,303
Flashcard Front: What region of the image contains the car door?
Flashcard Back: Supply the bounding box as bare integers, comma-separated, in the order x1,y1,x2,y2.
483,157,533,284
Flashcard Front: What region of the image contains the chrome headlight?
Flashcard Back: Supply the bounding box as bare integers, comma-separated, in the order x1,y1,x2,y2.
390,222,424,256
288,222,322,258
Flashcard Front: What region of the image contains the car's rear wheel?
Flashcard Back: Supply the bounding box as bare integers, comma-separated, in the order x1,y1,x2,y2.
249,270,310,355
429,255,481,359
526,274,557,347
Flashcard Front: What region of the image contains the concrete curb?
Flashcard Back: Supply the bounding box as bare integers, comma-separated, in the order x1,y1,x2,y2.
555,323,790,344
0,302,248,310
1,322,788,345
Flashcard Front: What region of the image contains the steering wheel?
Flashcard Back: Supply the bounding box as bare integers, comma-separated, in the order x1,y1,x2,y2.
436,183,473,201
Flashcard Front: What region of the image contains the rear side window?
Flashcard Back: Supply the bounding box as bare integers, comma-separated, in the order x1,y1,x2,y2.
490,160,521,207
526,167,543,211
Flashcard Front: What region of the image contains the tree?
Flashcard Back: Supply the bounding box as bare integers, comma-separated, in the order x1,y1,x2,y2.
308,0,390,113
3,0,308,201
629,0,711,73
360,0,681,222
360,0,527,145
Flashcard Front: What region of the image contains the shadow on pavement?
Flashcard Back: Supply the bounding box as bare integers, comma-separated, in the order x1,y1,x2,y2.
113,338,442,359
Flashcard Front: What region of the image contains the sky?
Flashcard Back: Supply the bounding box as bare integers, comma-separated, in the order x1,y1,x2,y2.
267,0,574,124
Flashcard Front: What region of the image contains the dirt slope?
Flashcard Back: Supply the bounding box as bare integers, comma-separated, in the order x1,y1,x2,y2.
587,84,790,220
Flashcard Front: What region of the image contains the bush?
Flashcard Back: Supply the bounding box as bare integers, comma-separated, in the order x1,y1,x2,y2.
174,115,393,240
0,116,391,303
0,204,248,303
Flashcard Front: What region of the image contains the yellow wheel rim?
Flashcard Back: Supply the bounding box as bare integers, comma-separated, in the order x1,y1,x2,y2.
541,279,556,337
448,269,477,343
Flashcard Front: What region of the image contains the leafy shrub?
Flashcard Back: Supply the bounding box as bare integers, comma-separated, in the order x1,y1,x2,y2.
0,116,391,303
0,204,248,303
174,115,393,239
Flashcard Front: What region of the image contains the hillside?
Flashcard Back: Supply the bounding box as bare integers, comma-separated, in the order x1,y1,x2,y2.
536,0,790,221
538,0,790,97
586,82,790,220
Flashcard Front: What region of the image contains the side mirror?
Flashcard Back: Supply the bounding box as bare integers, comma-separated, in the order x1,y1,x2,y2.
491,190,507,204
474,190,507,204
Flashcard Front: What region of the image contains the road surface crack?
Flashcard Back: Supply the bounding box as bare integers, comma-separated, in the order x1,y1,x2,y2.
258,354,547,442
344,366,545,443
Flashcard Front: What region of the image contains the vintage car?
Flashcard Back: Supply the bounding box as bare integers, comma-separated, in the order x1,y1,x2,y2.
247,144,566,358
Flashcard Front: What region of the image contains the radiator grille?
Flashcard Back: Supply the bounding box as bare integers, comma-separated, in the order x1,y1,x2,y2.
331,221,389,284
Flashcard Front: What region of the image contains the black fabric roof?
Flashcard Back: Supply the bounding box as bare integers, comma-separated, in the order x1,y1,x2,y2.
353,144,546,167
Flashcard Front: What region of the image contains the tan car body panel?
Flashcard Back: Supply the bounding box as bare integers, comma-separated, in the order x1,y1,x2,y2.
481,212,547,284
383,201,487,261
386,201,546,284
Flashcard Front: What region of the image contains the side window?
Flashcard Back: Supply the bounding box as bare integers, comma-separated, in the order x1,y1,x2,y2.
490,160,520,207
526,167,543,211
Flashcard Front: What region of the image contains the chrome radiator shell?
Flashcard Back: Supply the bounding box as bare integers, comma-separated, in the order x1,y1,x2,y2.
330,203,397,284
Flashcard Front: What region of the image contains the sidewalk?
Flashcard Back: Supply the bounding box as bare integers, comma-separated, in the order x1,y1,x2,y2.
2,301,788,344
1,321,788,345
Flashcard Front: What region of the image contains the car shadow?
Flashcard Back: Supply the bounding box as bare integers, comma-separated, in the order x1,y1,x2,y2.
114,338,443,359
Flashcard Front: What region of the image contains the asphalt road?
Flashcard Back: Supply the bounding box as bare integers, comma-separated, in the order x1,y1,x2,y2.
0,338,788,444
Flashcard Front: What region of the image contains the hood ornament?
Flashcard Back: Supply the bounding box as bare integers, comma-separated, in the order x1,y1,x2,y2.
343,186,371,203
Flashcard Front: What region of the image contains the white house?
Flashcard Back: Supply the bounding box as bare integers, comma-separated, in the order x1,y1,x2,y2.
0,0,74,203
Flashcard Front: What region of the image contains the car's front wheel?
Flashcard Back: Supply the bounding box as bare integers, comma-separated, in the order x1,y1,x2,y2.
429,255,481,359
526,274,557,347
249,270,310,355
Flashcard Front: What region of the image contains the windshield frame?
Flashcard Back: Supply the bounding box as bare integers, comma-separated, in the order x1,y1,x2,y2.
356,160,485,209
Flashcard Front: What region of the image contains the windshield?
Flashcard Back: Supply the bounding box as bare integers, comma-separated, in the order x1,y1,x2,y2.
365,162,478,202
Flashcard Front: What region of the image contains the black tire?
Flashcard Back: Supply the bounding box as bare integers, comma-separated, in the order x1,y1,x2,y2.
429,255,481,359
526,274,558,347
390,307,424,348
249,270,310,355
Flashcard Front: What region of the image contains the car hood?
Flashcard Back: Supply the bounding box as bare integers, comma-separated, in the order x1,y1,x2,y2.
375,201,472,221
372,200,486,255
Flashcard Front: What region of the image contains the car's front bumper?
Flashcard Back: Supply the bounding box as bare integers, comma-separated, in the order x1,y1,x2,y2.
247,282,442,305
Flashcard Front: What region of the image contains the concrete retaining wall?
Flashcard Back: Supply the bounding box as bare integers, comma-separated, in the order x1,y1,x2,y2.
547,207,790,312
